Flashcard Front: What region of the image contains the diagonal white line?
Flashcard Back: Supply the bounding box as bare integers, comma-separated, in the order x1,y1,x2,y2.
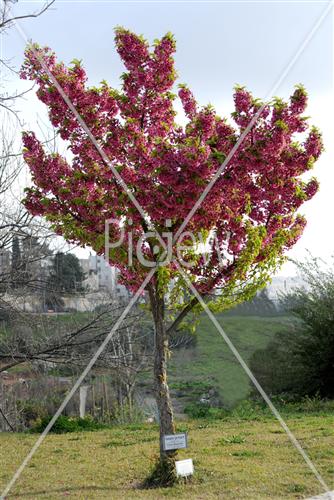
306,491,334,500
10,0,332,256
174,0,332,242
160,0,332,260
0,24,166,500
0,267,156,500
9,5,152,228
20,48,147,220
3,1,332,497
10,8,169,251
173,261,331,495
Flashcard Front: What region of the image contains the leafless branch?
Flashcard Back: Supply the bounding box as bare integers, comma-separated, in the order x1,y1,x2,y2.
0,0,55,30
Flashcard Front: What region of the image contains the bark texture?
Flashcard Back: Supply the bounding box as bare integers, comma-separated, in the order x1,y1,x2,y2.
147,285,177,485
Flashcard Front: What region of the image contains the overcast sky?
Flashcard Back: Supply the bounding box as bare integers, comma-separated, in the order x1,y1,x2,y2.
1,0,333,275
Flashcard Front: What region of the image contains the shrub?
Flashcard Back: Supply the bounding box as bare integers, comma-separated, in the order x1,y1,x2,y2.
30,415,105,433
16,400,48,429
250,256,334,400
184,402,227,419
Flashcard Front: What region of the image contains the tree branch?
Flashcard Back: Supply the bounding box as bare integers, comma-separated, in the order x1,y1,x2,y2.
0,1,55,30
166,295,199,336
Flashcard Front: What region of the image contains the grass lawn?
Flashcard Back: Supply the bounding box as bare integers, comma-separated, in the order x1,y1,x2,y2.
1,414,333,499
169,314,293,407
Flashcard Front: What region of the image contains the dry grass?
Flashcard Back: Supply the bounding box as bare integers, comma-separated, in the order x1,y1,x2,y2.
1,415,333,499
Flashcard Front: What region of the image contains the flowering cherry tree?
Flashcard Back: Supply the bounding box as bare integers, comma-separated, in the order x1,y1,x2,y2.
20,28,322,483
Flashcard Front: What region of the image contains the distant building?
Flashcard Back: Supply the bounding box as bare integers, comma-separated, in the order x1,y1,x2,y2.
79,257,99,291
266,276,306,306
80,254,129,300
88,254,116,292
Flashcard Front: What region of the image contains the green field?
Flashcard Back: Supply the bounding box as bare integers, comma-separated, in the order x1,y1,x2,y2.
1,413,333,499
168,313,293,408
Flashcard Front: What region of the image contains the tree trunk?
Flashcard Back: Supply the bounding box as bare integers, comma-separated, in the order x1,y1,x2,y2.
147,286,177,486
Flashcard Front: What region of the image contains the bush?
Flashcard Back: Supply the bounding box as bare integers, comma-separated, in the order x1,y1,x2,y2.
250,256,334,400
185,397,334,421
30,415,105,433
275,395,334,415
230,400,267,420
184,402,227,419
16,400,49,429
249,329,304,399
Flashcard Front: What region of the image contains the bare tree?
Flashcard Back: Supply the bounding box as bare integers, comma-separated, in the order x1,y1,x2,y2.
0,300,149,371
0,1,55,115
0,299,152,430
0,0,57,296
0,0,55,30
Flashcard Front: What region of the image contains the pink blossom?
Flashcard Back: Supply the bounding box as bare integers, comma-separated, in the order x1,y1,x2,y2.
20,30,322,293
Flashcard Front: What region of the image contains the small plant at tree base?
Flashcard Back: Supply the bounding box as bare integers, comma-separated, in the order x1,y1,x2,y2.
143,453,178,488
20,28,322,485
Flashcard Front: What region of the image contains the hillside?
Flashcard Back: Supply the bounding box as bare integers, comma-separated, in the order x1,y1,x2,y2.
167,313,294,409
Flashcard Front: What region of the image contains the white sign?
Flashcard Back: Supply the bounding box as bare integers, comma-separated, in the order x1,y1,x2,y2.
175,458,194,477
162,433,188,451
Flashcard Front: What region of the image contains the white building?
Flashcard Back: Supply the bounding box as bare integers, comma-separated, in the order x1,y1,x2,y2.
80,254,129,300
88,254,116,292
79,257,99,291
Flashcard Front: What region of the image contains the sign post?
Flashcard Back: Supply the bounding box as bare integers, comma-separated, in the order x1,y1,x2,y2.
162,433,194,477
162,432,188,451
